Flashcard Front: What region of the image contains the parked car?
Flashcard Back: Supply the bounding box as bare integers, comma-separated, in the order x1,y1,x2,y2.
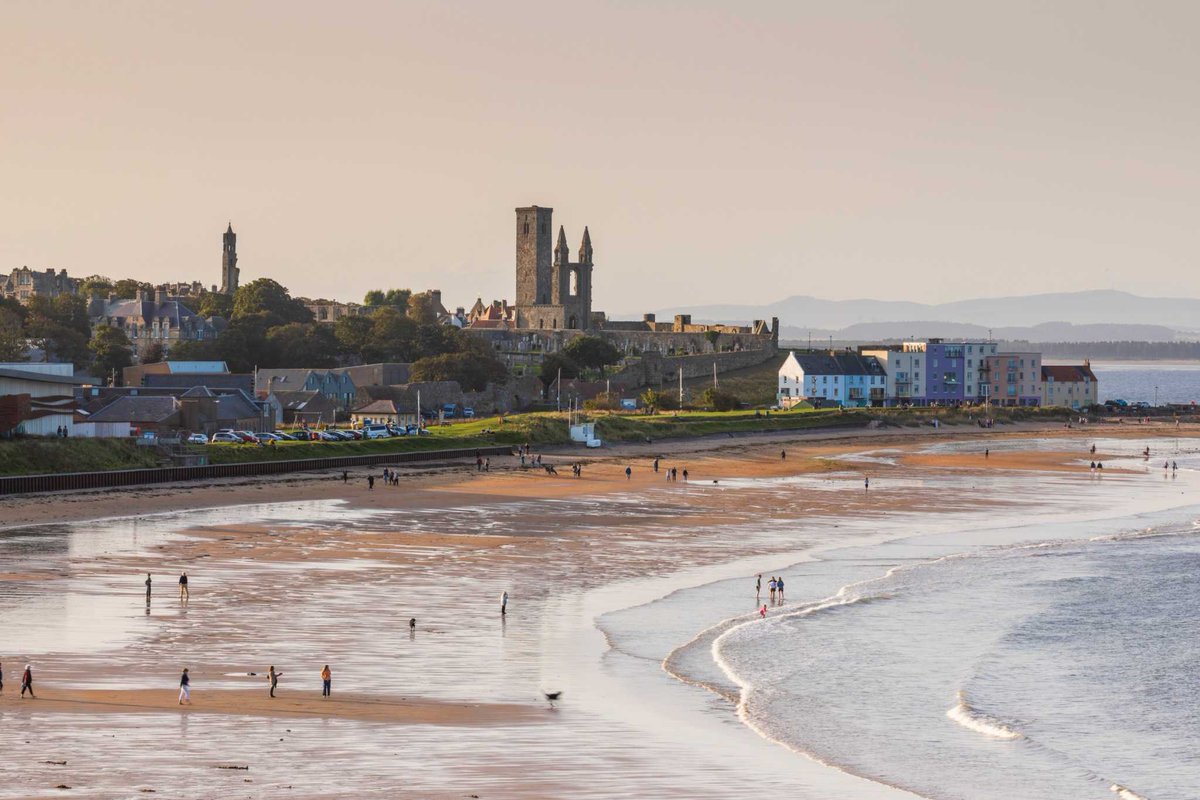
441,403,458,418
233,430,259,443
362,424,391,439
186,433,209,444
386,425,408,436
461,407,475,418
272,430,297,441
255,432,282,442
317,431,342,441
210,432,241,443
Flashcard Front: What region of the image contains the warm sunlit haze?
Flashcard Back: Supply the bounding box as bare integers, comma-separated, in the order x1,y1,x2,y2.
3,1,1198,310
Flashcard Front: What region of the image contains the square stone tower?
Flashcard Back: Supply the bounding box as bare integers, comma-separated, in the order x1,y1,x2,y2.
515,206,554,306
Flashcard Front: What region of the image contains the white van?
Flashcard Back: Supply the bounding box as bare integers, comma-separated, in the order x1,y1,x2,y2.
363,424,391,439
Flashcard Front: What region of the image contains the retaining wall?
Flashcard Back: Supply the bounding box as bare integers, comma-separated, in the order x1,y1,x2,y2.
0,445,513,496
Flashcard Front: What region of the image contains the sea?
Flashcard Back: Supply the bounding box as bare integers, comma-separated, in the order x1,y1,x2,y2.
1086,361,1200,406
605,437,1200,800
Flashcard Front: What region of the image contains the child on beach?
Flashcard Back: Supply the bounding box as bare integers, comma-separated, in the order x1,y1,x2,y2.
178,668,190,704
759,605,767,618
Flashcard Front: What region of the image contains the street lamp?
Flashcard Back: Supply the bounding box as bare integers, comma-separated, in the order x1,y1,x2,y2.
1155,385,1159,407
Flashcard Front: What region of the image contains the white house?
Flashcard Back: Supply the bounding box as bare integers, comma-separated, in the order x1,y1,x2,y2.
777,351,887,408
1042,363,1099,409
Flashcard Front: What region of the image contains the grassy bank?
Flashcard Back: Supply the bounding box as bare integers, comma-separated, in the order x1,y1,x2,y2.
0,405,1077,476
0,438,161,476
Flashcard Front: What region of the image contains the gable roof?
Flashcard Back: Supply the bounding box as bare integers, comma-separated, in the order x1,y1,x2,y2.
1042,364,1098,382
88,395,180,423
783,351,886,377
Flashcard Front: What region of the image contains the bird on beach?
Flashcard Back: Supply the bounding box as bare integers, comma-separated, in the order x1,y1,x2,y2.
543,690,562,708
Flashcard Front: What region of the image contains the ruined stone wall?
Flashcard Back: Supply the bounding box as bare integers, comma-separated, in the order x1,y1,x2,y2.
608,346,779,389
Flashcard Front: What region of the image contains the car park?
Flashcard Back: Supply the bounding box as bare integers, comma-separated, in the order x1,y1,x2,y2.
317,431,341,441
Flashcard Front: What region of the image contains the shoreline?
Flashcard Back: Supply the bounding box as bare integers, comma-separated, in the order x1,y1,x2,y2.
2,419,1182,532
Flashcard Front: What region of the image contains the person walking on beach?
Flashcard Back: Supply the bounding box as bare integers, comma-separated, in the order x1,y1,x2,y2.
145,573,152,602
0,660,4,692
781,449,786,461
178,668,190,705
625,466,632,480
341,470,348,484
864,476,870,491
268,666,281,698
368,475,375,490
501,590,509,616
777,576,785,602
178,572,189,602
682,469,689,482
321,664,331,698
21,664,34,698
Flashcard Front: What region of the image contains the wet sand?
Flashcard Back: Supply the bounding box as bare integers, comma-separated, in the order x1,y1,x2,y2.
1,423,1196,799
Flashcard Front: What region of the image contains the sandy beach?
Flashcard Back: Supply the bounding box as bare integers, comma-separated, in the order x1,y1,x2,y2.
2,420,1196,799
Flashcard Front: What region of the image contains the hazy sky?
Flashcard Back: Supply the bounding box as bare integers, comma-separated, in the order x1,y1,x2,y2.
3,1,1197,314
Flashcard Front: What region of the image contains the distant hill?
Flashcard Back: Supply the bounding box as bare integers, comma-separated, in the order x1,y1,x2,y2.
650,290,1200,341
781,321,1180,344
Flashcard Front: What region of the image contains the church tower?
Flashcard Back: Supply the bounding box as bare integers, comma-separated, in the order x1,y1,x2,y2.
220,222,239,295
515,206,553,306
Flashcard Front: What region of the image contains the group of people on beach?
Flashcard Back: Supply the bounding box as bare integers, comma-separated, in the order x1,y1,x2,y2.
755,573,787,617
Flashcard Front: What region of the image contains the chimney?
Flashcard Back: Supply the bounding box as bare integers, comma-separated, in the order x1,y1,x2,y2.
643,313,656,323
136,288,146,302
155,288,167,304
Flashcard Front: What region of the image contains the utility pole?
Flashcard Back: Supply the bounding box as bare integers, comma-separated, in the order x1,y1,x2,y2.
556,367,562,411
678,369,683,408
713,361,718,389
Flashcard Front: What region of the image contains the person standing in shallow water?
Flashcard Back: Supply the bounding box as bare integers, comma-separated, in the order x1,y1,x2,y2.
268,666,282,698
145,573,152,602
178,668,190,704
178,572,188,602
625,466,632,480
500,590,508,616
321,665,331,697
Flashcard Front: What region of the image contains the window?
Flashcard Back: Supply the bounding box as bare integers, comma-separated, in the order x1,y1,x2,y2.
523,221,529,235
569,269,579,297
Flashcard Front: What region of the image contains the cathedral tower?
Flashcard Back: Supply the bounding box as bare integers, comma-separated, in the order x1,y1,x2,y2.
220,222,239,295
515,206,553,306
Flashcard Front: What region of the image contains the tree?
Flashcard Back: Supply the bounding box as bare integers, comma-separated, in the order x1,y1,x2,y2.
112,278,152,299
700,387,741,412
90,325,133,383
704,330,721,352
538,352,579,392
406,291,440,325
0,308,27,361
364,288,412,311
197,292,234,319
410,350,508,392
232,278,313,324
413,323,463,360
562,336,622,373
167,339,219,361
639,388,663,413
266,323,339,368
25,295,92,367
78,275,114,299
334,314,374,361
364,306,419,362
141,341,165,365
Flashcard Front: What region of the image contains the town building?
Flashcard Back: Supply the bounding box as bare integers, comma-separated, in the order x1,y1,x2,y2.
776,350,887,408
123,360,233,387
89,291,223,362
1,267,78,303
350,398,417,427
269,389,338,425
984,351,1043,406
255,368,356,412
1042,363,1099,409
0,363,94,436
864,340,1000,406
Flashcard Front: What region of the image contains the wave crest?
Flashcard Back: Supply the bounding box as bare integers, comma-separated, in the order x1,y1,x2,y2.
946,691,1023,741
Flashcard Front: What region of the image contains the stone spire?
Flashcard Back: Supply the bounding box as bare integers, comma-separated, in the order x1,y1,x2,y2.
579,226,593,265
554,225,570,266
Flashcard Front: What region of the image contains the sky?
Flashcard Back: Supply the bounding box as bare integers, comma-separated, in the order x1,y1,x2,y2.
2,1,1197,315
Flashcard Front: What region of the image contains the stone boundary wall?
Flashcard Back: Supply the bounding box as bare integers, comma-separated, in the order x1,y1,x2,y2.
610,346,778,389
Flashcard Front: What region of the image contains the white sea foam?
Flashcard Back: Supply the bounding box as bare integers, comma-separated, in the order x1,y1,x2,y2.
946,691,1023,741
1110,784,1149,800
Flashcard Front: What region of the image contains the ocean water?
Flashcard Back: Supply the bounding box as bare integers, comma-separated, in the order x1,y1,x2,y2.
1089,361,1200,405
712,527,1200,799
632,439,1200,800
